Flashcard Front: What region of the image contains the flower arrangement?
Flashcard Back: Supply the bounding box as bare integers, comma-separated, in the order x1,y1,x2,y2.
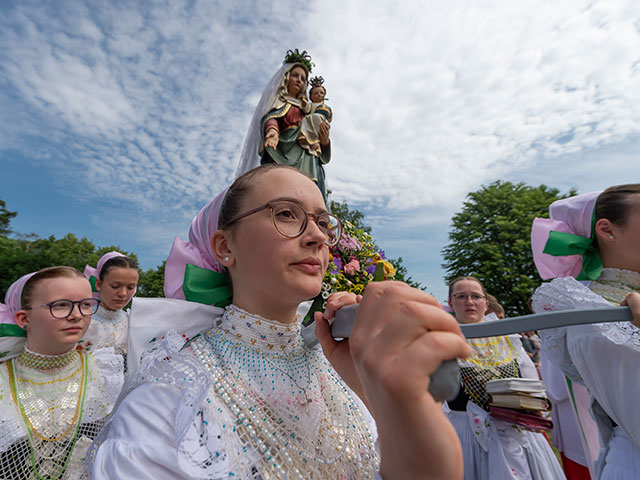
303,221,397,322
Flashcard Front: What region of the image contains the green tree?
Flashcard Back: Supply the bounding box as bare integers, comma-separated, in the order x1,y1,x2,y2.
441,181,575,316
138,261,166,297
330,200,371,234
0,233,137,297
0,197,17,236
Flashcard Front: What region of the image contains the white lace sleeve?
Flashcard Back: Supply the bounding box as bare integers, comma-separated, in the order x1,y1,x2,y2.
533,277,640,448
82,347,125,423
88,334,231,479
89,382,229,480
532,277,611,382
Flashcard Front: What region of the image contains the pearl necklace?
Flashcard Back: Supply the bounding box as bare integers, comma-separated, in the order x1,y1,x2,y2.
188,305,379,478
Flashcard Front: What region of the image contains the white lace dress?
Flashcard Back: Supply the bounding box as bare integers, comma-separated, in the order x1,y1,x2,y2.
89,305,380,479
532,269,640,479
80,305,129,356
444,325,565,480
0,347,124,479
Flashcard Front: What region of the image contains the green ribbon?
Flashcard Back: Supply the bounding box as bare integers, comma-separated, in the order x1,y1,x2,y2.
543,230,603,281
182,264,232,307
89,276,98,293
0,324,27,338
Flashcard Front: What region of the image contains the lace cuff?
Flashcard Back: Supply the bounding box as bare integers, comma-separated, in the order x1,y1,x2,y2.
533,277,615,382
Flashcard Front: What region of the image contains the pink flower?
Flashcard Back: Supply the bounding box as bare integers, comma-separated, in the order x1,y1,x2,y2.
344,259,360,275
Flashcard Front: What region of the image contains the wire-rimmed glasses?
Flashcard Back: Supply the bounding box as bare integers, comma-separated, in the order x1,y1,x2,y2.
221,200,342,246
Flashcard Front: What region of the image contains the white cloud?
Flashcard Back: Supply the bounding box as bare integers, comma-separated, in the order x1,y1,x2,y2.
309,0,640,212
2,0,640,288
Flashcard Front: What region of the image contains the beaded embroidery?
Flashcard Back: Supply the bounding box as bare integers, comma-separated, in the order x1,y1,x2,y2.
0,347,123,480
189,304,379,479
17,346,78,370
6,351,88,479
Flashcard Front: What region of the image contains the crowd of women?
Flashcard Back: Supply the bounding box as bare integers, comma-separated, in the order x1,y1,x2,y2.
1,52,640,480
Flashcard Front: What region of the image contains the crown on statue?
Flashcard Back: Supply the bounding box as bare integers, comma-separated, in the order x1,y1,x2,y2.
309,76,325,89
283,49,315,73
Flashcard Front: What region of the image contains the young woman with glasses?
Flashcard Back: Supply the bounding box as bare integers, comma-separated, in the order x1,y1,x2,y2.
0,267,124,479
89,164,472,480
444,276,565,480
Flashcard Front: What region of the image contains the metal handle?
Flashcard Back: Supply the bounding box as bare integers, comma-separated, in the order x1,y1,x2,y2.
302,304,461,402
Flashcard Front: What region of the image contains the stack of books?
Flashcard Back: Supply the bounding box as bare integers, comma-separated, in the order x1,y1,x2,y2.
486,378,552,432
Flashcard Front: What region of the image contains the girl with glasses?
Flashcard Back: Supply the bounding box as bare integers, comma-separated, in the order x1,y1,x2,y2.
532,185,640,479
82,252,139,361
0,267,124,479
444,276,565,480
89,164,472,479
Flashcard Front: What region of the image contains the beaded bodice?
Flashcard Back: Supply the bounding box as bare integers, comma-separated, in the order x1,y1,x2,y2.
0,347,124,480
590,268,640,305
187,304,379,479
81,305,128,355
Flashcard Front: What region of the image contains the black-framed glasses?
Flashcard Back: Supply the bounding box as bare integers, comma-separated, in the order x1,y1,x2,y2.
27,298,101,319
221,200,343,246
452,293,486,302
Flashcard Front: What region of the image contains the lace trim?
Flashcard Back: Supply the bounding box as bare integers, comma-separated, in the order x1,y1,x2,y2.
533,276,640,380
91,305,128,325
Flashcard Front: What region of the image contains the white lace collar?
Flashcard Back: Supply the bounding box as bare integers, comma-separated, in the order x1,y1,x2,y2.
92,304,128,324
218,304,304,355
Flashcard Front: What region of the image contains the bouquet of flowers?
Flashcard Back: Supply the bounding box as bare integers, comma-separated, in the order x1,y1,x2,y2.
304,221,397,322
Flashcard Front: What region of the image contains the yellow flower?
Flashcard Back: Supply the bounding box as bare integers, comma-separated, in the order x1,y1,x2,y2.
380,260,396,278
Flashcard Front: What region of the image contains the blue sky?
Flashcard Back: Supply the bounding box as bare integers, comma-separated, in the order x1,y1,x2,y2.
2,0,640,302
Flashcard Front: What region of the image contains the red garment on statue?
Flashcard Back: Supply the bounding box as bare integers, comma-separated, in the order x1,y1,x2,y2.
264,104,305,134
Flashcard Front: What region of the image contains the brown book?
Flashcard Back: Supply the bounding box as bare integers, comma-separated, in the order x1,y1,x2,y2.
490,393,551,411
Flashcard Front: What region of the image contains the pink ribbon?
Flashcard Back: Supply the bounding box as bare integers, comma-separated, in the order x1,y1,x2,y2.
531,191,601,280
164,189,229,299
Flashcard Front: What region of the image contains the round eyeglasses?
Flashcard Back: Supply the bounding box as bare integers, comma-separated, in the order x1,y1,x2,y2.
27,298,101,319
221,200,343,246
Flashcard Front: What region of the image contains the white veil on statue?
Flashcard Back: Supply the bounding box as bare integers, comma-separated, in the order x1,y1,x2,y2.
235,64,291,178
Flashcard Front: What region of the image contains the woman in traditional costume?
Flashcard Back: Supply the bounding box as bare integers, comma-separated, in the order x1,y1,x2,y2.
444,276,565,480
236,50,331,202
89,164,472,479
82,252,139,358
531,184,640,479
0,267,123,479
